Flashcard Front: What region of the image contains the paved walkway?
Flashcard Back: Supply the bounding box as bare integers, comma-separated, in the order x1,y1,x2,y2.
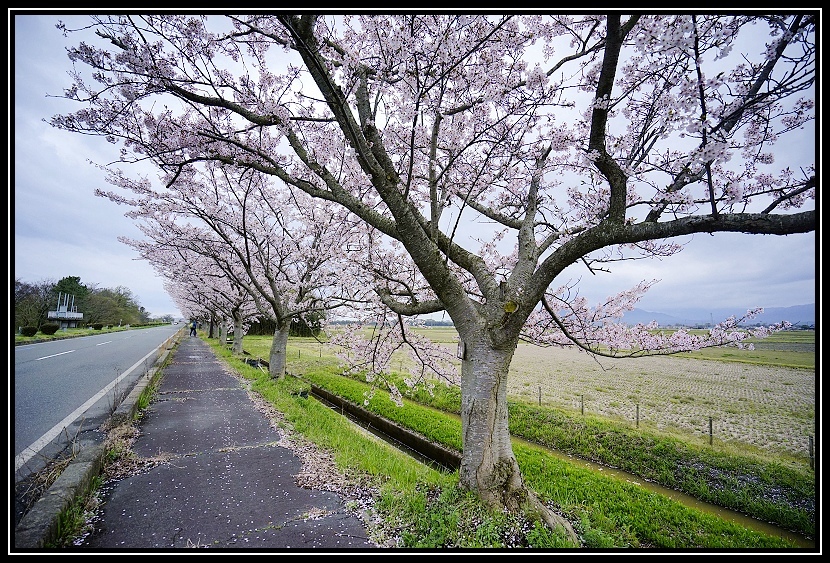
78,336,378,551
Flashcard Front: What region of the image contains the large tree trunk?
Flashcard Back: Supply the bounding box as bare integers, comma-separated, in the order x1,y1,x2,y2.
219,319,228,347
268,323,290,378
231,311,244,355
232,321,244,355
458,332,579,544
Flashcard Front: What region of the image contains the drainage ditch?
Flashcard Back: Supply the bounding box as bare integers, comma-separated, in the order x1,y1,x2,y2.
310,384,460,473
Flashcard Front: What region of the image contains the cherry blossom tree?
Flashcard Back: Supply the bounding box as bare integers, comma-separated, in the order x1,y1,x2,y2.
98,160,368,377
52,13,816,538
150,247,259,353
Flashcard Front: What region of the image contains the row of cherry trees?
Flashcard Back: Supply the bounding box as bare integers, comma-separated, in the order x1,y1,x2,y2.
52,13,815,540
105,162,374,374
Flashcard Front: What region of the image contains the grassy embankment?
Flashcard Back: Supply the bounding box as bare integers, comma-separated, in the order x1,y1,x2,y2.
212,328,815,549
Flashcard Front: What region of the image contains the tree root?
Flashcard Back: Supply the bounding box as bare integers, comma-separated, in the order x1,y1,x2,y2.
526,492,579,546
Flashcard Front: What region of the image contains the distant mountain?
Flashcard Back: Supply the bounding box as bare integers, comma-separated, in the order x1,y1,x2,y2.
740,304,815,327
620,309,690,326
621,304,814,327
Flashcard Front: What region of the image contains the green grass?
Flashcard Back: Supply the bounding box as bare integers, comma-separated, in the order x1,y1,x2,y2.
673,347,813,369
664,330,814,369
209,334,815,549
44,475,104,548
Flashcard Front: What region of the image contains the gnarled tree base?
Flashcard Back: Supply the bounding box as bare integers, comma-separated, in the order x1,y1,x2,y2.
470,471,579,546
525,491,579,545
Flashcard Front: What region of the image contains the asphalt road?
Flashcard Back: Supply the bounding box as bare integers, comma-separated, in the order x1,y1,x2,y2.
13,324,184,483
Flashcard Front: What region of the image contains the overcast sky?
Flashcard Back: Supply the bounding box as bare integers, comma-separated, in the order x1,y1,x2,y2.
10,12,818,322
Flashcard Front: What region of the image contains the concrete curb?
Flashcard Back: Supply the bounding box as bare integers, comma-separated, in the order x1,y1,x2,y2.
13,330,184,550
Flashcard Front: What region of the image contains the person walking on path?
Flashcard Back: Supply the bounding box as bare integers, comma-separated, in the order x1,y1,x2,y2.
189,319,197,336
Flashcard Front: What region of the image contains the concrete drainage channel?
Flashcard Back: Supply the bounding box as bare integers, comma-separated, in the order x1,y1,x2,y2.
241,353,460,473
242,353,460,472
307,383,461,473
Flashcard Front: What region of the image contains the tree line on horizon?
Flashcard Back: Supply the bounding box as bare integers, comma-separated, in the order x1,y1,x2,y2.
13,275,167,331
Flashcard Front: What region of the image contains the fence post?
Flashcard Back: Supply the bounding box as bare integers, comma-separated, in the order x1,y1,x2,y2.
581,394,584,415
636,404,639,428
709,416,713,445
538,386,541,406
809,435,814,470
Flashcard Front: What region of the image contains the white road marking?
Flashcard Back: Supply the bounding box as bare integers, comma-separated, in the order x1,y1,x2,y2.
35,350,75,361
15,346,161,472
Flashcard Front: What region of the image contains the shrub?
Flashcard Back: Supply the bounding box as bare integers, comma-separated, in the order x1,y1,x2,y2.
92,323,104,330
20,326,38,337
39,323,61,335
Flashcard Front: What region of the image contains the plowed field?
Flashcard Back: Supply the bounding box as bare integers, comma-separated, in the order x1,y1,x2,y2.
506,343,815,459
